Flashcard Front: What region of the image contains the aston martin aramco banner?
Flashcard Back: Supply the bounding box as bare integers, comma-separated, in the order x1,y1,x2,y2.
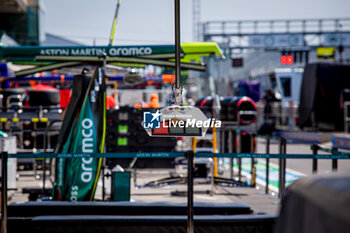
0,45,176,60
53,67,106,201
39,46,156,56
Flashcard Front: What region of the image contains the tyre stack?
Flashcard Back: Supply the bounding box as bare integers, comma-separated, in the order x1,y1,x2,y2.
23,88,61,150
195,96,256,124
106,107,177,169
195,96,257,154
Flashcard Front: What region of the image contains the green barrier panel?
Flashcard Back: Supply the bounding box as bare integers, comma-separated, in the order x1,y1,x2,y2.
112,171,130,201
8,152,350,159
195,153,350,159
9,152,185,159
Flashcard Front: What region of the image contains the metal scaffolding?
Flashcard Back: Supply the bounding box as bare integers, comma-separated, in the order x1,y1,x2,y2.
202,18,350,51
192,0,201,42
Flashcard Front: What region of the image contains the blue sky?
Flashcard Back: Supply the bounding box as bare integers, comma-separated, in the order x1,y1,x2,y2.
43,0,350,45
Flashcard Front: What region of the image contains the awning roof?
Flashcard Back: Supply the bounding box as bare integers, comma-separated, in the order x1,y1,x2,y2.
0,42,224,76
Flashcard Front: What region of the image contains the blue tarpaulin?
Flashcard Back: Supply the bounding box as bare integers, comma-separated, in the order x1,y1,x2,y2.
238,80,260,102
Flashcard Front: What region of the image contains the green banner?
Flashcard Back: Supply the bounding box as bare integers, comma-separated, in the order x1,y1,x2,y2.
55,96,100,201
64,96,99,201
53,67,106,201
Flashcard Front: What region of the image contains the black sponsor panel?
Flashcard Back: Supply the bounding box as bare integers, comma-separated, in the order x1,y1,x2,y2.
106,107,177,169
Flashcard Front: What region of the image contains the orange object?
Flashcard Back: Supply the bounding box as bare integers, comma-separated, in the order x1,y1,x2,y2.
60,75,65,84
29,81,36,87
148,93,159,108
134,101,149,109
106,95,116,109
134,94,159,109
162,74,175,84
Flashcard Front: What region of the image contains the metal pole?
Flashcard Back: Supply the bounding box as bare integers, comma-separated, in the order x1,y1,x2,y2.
282,139,287,195
192,137,197,153
220,128,225,188
33,121,38,179
1,152,8,233
212,125,218,179
311,144,318,173
332,147,338,172
174,0,182,105
187,151,194,233
237,130,242,181
133,168,137,187
265,136,270,194
221,128,225,153
210,159,214,196
108,0,122,46
228,129,233,179
42,158,46,194
278,137,282,198
237,113,242,181
278,138,286,198
250,134,255,187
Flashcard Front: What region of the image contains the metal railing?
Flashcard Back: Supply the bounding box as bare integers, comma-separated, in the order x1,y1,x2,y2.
202,18,350,49
1,147,350,233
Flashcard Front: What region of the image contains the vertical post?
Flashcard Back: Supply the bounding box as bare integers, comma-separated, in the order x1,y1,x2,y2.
210,159,214,196
212,125,218,178
33,121,37,179
283,139,287,193
174,0,182,105
332,147,338,172
1,152,8,233
221,128,225,153
311,144,318,173
186,151,194,233
344,100,347,134
228,129,233,179
133,168,137,187
265,136,270,194
192,137,197,153
250,134,255,187
278,138,286,198
42,158,46,194
220,128,225,181
237,129,242,181
278,137,282,198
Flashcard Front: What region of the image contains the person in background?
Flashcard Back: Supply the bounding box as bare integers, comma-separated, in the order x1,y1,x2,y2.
263,89,278,120
134,93,159,109
106,92,118,109
148,93,159,108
